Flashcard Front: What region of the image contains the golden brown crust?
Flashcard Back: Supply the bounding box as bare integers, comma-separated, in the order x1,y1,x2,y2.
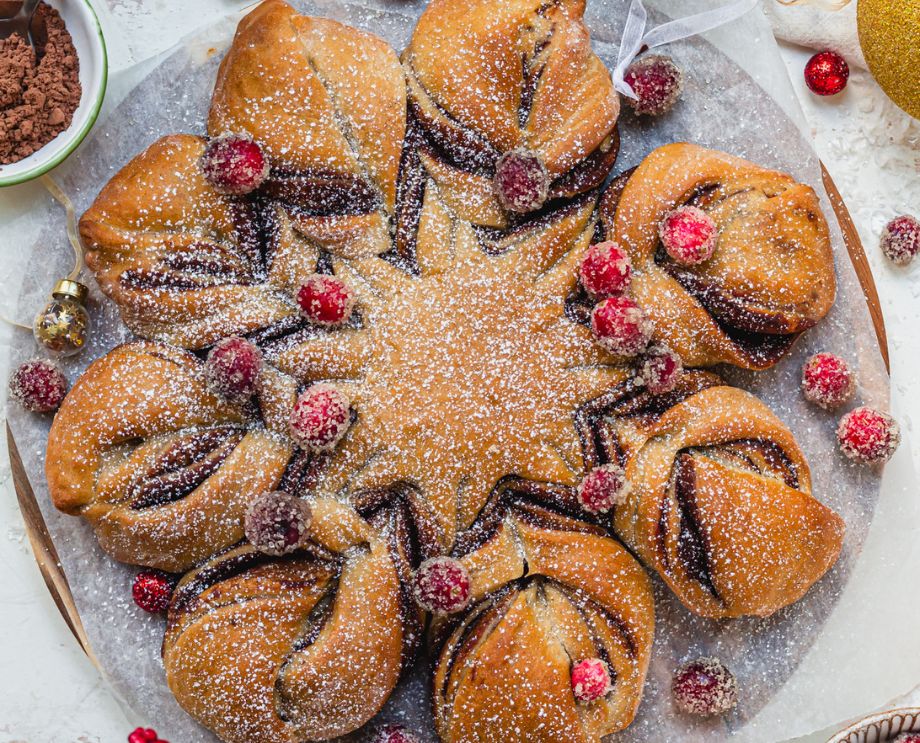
163,498,414,743
599,143,837,369
406,0,617,176
79,134,300,349
46,342,293,572
403,0,619,228
209,0,404,250
432,488,654,742
604,376,845,619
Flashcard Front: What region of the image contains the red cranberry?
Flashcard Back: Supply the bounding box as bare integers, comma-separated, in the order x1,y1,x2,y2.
837,406,900,465
127,728,168,743
579,241,632,298
639,345,683,395
412,556,471,615
880,215,920,265
200,132,270,195
370,724,422,743
659,206,718,265
132,570,174,614
623,54,684,116
801,352,854,409
804,50,849,96
289,384,351,452
9,359,68,413
205,337,262,401
577,464,629,515
672,657,738,716
571,658,611,703
244,491,313,556
297,274,355,327
590,296,652,357
894,735,920,743
493,149,550,213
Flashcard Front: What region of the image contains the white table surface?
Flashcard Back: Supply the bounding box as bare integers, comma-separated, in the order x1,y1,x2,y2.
0,2,918,742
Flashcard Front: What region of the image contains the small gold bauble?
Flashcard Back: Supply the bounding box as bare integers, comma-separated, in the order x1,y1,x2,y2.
34,279,91,357
857,0,920,120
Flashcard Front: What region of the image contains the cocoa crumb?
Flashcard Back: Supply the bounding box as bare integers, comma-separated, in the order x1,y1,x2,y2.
0,2,82,165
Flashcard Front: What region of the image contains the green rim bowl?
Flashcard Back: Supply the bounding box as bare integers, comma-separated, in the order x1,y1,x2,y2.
0,0,108,187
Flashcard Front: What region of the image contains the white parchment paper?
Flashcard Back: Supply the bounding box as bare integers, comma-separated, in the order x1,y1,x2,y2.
5,1,906,741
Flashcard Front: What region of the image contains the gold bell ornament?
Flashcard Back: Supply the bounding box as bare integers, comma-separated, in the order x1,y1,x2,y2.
33,278,91,357
857,0,920,120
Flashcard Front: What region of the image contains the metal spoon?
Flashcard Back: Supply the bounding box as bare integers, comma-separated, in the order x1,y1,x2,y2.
0,0,42,49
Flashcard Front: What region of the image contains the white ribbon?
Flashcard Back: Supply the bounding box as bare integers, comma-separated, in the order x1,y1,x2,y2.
613,0,762,98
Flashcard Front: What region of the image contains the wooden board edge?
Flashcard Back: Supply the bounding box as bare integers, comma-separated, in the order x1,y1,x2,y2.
821,162,891,374
7,422,101,670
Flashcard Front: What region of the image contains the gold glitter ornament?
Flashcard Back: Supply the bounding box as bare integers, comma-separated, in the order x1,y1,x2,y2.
33,279,91,357
857,0,920,120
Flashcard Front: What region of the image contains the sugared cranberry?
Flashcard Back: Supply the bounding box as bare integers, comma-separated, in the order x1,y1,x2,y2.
289,384,351,452
205,337,262,401
577,464,629,515
200,132,270,195
894,734,920,743
590,296,651,357
370,724,422,743
623,54,684,116
837,406,900,465
571,658,611,703
801,352,854,409
132,570,174,614
639,345,683,395
9,359,68,413
672,657,738,716
412,556,471,615
659,206,718,265
244,491,312,556
579,241,632,298
297,274,355,327
804,50,849,96
128,728,168,743
880,215,920,265
493,149,550,213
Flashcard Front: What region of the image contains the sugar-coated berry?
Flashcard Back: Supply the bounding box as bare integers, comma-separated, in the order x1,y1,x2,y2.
577,464,629,515
9,359,68,413
893,735,920,743
289,383,351,452
672,657,738,716
571,658,612,703
579,241,632,298
370,724,422,743
200,132,270,195
412,556,471,615
837,406,900,465
297,274,355,327
623,54,684,116
659,206,718,265
804,50,849,96
132,570,174,614
494,149,550,213
801,352,854,409
591,296,652,357
639,345,683,395
244,491,313,556
128,728,169,743
205,337,262,401
880,215,920,265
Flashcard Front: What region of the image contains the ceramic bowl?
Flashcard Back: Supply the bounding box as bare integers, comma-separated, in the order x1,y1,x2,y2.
828,708,920,743
0,0,107,187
